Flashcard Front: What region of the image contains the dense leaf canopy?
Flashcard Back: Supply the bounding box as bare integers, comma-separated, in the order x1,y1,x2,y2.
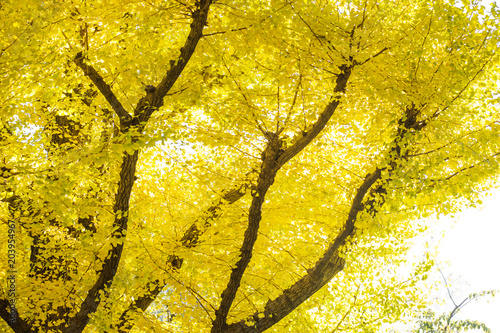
1,0,499,332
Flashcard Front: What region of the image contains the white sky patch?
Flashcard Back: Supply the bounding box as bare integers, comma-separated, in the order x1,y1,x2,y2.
433,188,500,332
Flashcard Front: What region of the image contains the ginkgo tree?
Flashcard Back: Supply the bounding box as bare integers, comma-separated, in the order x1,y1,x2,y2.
1,0,499,332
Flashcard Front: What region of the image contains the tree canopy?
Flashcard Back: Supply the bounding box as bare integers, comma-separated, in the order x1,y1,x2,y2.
1,0,499,332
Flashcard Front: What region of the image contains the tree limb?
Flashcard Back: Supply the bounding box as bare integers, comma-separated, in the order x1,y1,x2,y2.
277,63,353,166
131,0,213,127
117,38,380,333
212,62,354,331
211,132,284,333
0,299,32,333
223,168,382,333
73,52,132,127
109,1,214,331
222,103,431,332
63,150,139,333
116,61,354,333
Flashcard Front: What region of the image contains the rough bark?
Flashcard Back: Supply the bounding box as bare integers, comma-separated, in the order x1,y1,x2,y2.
210,63,354,332
211,133,284,333
220,103,431,333
100,0,213,331
115,174,254,331
222,168,381,333
131,0,213,128
0,299,32,333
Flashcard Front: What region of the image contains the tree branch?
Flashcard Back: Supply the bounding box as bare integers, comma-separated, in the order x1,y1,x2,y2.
0,299,32,333
212,62,355,331
180,173,256,247
115,279,165,333
132,0,213,127
65,1,214,330
211,132,284,333
64,151,139,333
223,168,382,333
277,63,353,166
222,103,431,332
109,1,214,331
116,60,354,333
73,52,132,127
117,41,376,333
114,168,255,331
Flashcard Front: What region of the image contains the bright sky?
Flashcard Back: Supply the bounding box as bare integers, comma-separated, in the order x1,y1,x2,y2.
430,188,500,332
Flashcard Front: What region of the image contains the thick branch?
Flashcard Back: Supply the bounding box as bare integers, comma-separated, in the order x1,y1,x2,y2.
73,53,132,126
120,63,353,333
67,2,213,331
155,0,211,101
0,299,32,333
64,150,139,333
115,279,164,333
211,133,283,333
223,103,431,332
277,63,353,166
118,63,354,333
132,0,213,126
77,216,97,233
110,1,214,330
180,174,256,247
223,168,382,333
212,64,354,331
